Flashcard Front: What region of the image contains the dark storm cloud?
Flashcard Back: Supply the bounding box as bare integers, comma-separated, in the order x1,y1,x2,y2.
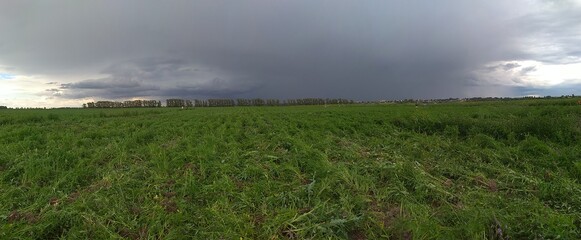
61,79,141,90
0,0,579,102
54,57,260,99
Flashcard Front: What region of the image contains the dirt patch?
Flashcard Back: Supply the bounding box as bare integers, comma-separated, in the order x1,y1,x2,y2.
348,229,367,240
159,179,178,213
474,176,498,192
162,191,176,198
359,150,372,158
281,226,298,239
544,170,554,180
49,197,60,207
86,179,112,192
487,180,498,192
182,162,194,170
252,214,265,226
180,163,198,176
7,210,40,224
369,200,406,228
401,231,413,240
129,206,142,216
298,207,311,214
119,226,148,240
454,201,465,210
446,196,464,209
66,192,81,203
65,179,112,204
161,199,178,213
234,179,245,189
300,177,311,185
369,199,381,212
382,206,402,228
430,199,444,208
443,178,453,188
7,211,21,223
163,179,176,188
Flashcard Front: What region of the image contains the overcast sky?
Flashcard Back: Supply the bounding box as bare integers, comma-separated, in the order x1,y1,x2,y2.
1,0,580,107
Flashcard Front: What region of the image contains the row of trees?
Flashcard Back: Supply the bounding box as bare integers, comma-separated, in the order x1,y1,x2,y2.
190,98,353,107
84,100,162,108
125,100,160,107
236,98,280,106
83,98,355,108
284,98,352,105
208,99,235,107
166,99,193,108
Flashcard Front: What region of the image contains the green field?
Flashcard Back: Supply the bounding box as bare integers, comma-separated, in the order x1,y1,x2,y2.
1,99,581,239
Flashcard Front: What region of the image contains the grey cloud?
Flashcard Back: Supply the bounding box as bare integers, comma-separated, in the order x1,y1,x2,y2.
503,63,521,71
57,78,160,99
58,86,160,99
520,66,537,74
484,62,523,72
60,79,141,90
512,78,525,84
512,2,581,64
54,57,260,99
41,88,62,99
514,81,581,96
1,1,580,102
45,88,61,94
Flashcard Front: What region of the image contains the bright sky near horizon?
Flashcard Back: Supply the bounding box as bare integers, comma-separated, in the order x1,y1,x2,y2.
1,0,580,107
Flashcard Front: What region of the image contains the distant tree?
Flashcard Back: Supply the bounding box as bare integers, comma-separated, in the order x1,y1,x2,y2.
166,99,186,107
207,98,235,107
194,99,204,107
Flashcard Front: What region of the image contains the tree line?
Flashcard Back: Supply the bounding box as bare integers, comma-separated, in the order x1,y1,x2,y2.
84,98,354,108
83,100,162,108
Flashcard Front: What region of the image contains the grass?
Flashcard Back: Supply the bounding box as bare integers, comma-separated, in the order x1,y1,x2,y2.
1,99,581,239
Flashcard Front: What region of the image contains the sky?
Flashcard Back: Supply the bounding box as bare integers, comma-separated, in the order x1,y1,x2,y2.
1,0,580,107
